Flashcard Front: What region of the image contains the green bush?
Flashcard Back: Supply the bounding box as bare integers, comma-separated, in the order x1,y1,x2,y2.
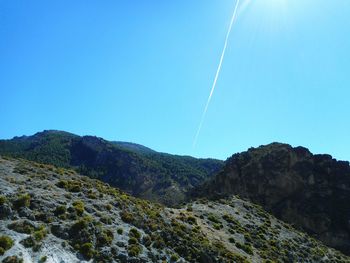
0,235,14,255
100,215,112,224
142,235,152,247
97,229,114,247
128,237,138,245
13,194,31,209
2,256,23,263
236,242,254,255
80,242,95,260
54,205,67,215
8,220,34,234
0,195,7,205
120,211,133,223
56,180,68,189
187,216,197,225
21,236,35,248
57,180,81,192
128,244,142,257
39,256,47,263
72,200,84,216
170,253,180,262
70,216,92,234
129,228,141,240
117,228,123,235
33,226,47,242
207,213,221,224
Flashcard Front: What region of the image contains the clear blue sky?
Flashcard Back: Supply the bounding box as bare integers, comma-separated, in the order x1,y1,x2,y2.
1,0,349,161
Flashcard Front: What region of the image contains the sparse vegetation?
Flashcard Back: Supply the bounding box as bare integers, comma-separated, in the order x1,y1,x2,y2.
72,200,84,216
0,195,7,205
80,242,95,259
0,235,14,255
54,205,67,215
1,256,24,263
8,220,34,234
0,157,349,262
13,193,30,209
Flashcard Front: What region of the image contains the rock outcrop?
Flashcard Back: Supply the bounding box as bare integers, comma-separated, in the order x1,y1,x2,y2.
195,143,350,255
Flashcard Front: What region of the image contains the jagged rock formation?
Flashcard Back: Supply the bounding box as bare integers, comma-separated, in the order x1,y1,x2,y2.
194,143,350,255
1,157,348,262
0,130,223,206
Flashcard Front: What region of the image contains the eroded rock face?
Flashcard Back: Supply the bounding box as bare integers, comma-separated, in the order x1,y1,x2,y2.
197,143,350,255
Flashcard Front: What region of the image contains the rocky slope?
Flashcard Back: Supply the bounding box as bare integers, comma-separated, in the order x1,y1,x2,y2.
0,130,223,206
1,157,349,262
193,143,350,255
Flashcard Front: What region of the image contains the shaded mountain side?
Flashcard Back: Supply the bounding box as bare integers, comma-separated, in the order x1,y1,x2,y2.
1,157,348,262
0,130,223,206
192,143,350,255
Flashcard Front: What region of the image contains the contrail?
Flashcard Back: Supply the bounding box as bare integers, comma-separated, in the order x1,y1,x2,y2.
193,0,241,148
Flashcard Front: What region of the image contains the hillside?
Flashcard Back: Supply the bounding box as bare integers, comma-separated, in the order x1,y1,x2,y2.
0,131,223,206
1,157,349,262
193,143,350,255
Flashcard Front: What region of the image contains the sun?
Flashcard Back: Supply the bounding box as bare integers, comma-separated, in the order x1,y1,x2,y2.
239,0,288,17
238,0,291,35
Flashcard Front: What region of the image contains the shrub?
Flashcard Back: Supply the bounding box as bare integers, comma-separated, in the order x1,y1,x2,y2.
21,236,35,248
0,195,7,205
8,220,34,234
39,256,47,263
72,200,84,216
70,216,92,234
120,211,133,223
100,215,112,225
128,237,138,245
33,226,47,242
0,235,14,254
187,216,197,225
87,192,97,199
57,180,81,192
128,244,142,257
170,253,180,262
129,228,141,240
97,229,114,247
13,194,31,209
106,204,112,211
117,228,123,235
54,205,67,216
2,256,23,263
236,242,254,255
56,180,68,189
80,242,95,260
142,235,152,247
213,223,223,230
207,213,221,224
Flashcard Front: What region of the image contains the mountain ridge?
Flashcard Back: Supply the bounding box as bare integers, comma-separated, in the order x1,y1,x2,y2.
0,130,223,206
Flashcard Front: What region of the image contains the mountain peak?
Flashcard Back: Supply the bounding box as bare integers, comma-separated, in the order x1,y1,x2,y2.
194,143,350,254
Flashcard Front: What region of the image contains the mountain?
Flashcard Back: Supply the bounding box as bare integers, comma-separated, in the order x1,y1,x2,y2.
0,130,223,206
1,157,348,262
193,142,350,255
111,142,156,155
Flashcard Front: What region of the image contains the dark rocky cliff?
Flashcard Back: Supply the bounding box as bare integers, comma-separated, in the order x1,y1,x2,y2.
195,143,350,255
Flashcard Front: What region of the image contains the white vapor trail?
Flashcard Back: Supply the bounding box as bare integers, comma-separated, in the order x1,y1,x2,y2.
193,0,241,148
